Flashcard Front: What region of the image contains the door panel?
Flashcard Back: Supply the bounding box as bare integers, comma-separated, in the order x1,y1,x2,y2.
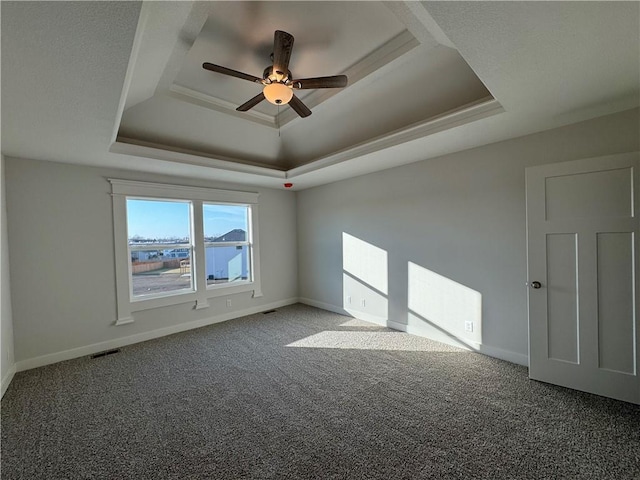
597,232,635,374
526,152,639,404
546,233,579,363
544,167,633,219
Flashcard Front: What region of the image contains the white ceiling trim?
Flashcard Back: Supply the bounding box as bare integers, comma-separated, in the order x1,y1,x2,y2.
154,2,209,95
111,95,502,182
287,96,503,178
383,1,454,49
121,2,196,113
168,84,276,128
109,3,150,146
110,139,287,179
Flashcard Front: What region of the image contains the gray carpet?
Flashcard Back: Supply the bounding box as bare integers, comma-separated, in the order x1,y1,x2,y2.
1,304,639,479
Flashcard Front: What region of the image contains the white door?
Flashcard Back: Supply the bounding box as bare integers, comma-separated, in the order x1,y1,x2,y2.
526,152,639,404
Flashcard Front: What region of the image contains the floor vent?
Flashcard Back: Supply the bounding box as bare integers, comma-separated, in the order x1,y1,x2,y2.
262,309,277,314
90,349,121,359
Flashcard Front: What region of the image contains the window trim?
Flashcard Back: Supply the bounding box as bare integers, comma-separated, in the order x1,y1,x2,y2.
109,179,262,326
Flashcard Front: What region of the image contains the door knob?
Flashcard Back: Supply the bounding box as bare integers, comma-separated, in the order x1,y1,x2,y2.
528,281,542,289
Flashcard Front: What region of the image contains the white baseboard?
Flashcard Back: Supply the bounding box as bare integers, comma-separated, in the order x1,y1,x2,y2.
476,343,528,367
394,319,528,366
303,298,529,367
1,364,16,398
15,298,299,372
12,297,528,373
298,297,348,316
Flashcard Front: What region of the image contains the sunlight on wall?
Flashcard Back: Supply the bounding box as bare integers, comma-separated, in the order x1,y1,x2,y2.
408,262,482,344
342,233,388,294
342,233,388,323
343,273,389,323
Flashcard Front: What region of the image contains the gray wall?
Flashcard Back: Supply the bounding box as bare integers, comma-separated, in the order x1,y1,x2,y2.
1,155,16,393
3,108,638,370
4,158,298,364
296,108,640,364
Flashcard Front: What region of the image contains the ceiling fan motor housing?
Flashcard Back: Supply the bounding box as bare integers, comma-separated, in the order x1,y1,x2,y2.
203,30,346,117
262,66,294,105
263,67,292,83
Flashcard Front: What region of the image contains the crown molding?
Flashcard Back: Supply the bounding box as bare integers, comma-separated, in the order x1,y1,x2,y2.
168,84,276,128
111,138,286,178
287,96,503,178
110,96,502,184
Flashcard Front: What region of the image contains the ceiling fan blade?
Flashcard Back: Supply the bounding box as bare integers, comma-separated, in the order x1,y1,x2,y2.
288,94,312,118
236,92,266,112
292,75,348,89
272,30,294,78
203,62,262,84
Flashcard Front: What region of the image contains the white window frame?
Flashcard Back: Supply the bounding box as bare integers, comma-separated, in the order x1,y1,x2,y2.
203,202,253,291
109,179,262,325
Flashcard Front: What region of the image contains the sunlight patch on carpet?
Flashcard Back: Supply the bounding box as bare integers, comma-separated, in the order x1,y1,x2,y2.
286,330,464,352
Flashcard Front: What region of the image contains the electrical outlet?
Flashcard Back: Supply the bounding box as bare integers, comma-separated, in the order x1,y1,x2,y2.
226,299,232,307
347,296,352,305
464,321,474,333
360,299,366,307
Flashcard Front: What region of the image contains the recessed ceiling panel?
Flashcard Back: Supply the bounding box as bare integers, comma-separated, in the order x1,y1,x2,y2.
116,0,497,173
173,1,407,116
281,44,492,167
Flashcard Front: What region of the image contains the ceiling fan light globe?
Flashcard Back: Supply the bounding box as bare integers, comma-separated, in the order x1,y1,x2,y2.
263,83,293,105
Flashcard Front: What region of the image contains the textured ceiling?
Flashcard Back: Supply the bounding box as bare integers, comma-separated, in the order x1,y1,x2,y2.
1,1,638,190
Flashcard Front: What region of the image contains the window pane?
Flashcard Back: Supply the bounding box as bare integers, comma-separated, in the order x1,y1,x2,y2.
206,245,250,286
127,199,193,298
203,204,248,242
130,248,192,297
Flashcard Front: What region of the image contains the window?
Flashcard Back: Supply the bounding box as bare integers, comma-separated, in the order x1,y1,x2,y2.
203,204,251,287
110,180,262,325
127,198,194,299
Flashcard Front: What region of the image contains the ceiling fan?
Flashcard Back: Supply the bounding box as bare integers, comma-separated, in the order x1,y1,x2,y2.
202,30,348,118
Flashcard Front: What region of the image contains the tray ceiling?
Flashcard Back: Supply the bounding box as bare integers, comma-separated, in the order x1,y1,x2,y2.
115,1,495,172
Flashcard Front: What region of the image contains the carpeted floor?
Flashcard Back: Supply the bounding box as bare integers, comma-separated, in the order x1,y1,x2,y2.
2,304,639,479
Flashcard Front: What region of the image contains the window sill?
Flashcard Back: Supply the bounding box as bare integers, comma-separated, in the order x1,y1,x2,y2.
114,282,262,325
205,281,262,298
130,291,198,313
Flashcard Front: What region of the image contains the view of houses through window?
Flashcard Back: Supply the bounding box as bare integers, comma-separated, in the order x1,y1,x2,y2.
127,198,250,299
203,203,251,286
